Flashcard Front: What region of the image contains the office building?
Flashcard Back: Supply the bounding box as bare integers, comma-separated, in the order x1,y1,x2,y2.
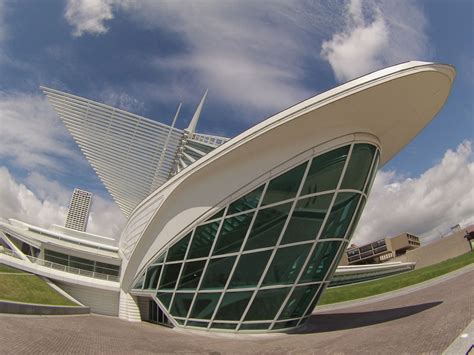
65,189,93,232
344,233,421,265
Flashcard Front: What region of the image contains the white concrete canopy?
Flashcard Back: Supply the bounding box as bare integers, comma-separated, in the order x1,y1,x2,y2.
120,61,455,290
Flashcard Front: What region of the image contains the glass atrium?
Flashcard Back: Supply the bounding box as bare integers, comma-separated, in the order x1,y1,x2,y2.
132,142,379,331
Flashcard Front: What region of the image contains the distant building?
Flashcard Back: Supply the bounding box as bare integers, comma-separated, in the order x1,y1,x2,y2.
343,233,421,265
65,189,92,232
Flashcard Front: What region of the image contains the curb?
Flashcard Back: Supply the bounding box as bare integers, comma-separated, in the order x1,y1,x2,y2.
0,300,90,315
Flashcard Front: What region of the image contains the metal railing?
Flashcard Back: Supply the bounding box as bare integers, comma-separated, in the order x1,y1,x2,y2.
0,247,119,282
24,255,120,282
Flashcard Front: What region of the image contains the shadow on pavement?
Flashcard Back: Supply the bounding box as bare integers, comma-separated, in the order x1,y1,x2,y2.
290,301,442,334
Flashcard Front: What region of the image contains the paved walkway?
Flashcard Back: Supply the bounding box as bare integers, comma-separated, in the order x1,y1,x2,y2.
0,268,472,354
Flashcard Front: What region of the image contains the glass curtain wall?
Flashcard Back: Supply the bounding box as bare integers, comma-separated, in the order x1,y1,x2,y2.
44,249,120,276
132,142,379,332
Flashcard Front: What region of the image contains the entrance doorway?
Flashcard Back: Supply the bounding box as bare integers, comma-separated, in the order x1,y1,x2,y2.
148,299,172,327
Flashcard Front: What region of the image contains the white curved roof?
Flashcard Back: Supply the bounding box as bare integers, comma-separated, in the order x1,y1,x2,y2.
120,61,455,287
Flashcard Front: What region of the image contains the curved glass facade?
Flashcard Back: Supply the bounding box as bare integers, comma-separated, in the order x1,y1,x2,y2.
132,142,379,332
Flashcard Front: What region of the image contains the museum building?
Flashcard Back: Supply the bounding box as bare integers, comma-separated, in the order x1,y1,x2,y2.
0,61,455,332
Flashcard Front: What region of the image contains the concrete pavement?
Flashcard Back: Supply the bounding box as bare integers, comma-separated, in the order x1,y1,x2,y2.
0,267,472,354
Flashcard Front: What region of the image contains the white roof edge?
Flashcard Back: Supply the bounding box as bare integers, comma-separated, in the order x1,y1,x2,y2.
5,219,119,252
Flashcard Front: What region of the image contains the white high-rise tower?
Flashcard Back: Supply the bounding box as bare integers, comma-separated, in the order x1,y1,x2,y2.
65,189,92,232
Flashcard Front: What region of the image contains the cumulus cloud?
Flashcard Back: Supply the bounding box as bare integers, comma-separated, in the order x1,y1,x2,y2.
0,166,68,229
0,166,125,239
124,1,318,114
65,0,116,37
0,92,85,171
321,0,429,82
353,141,474,246
62,1,339,115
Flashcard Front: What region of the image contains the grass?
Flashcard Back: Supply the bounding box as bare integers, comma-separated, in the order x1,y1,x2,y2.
319,251,474,305
0,263,77,306
0,264,25,273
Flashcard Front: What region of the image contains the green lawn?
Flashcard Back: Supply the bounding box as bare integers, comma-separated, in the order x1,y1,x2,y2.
0,264,77,306
319,251,474,305
0,264,26,273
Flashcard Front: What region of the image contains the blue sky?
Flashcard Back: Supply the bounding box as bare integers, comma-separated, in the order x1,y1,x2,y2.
0,0,472,243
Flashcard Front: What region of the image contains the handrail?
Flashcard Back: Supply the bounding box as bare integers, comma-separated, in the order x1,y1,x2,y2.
24,255,120,282
0,248,119,282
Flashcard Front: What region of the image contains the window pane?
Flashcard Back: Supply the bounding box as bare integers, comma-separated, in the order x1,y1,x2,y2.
95,262,120,276
341,144,376,191
364,150,380,194
187,320,208,328
345,196,366,241
132,274,144,289
188,222,220,259
159,263,182,290
301,146,349,196
281,193,333,245
229,250,272,289
244,202,292,250
244,288,290,321
228,185,264,215
301,241,342,282
261,162,307,206
278,284,320,319
190,292,221,319
211,322,237,330
200,256,236,290
44,250,68,266
207,208,224,221
240,323,272,330
320,192,360,239
69,256,94,271
144,264,162,289
304,286,325,316
213,213,254,255
272,319,300,329
167,233,191,262
170,293,194,318
214,291,253,321
178,260,206,290
154,254,166,264
157,292,172,309
262,244,310,286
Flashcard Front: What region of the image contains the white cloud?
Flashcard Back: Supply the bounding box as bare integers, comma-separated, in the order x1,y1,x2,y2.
0,166,125,239
98,88,145,114
0,92,83,171
0,166,68,229
87,194,126,238
353,140,474,246
62,1,340,115
321,0,429,82
64,0,116,37
126,1,318,114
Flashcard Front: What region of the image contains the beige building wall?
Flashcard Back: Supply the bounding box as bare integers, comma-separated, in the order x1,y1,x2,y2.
393,229,471,269
339,252,349,266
